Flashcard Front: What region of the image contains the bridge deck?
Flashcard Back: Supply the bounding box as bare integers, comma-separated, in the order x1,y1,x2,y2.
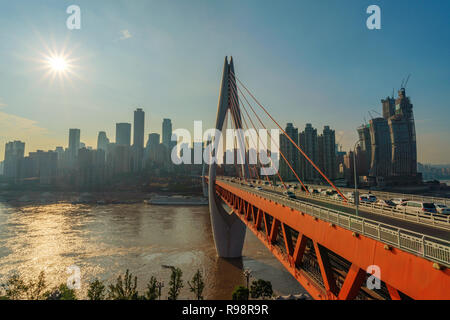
220,178,450,241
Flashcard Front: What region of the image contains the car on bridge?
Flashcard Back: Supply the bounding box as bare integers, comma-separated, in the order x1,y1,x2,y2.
283,191,296,199
435,204,450,215
254,186,263,191
396,201,437,215
391,198,410,205
332,193,345,201
376,199,396,207
360,194,377,203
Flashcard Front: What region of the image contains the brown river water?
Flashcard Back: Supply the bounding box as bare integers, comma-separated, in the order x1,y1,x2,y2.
0,202,305,299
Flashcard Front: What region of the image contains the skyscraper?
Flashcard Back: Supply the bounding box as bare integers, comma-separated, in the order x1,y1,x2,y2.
369,118,391,181
68,129,81,161
357,124,372,176
382,96,396,119
356,88,419,186
97,131,110,151
162,119,172,149
133,108,145,149
279,123,299,181
146,133,160,150
132,108,145,171
318,126,337,180
3,141,25,178
116,123,131,146
389,88,417,179
299,123,318,181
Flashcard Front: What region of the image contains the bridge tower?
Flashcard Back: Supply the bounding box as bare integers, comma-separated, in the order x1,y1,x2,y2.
208,57,248,258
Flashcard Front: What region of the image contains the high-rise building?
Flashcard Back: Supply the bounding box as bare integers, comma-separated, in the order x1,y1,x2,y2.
357,124,372,176
382,96,396,119
116,123,131,146
318,126,337,180
389,88,418,179
133,108,145,149
146,133,160,150
162,119,172,149
68,129,81,163
3,141,25,178
299,123,318,181
132,108,145,171
368,118,391,181
144,133,160,164
279,123,299,181
28,150,58,185
356,88,420,186
97,131,110,151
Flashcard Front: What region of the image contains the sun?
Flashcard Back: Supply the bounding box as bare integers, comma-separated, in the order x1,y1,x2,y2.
47,56,68,72
39,49,79,85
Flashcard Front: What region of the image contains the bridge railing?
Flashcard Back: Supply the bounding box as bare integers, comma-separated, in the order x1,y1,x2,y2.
290,186,450,229
220,180,450,267
300,183,450,207
225,178,450,229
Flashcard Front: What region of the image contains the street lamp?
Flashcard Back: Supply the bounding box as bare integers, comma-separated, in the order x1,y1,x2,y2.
156,280,164,300
353,140,362,216
243,269,252,289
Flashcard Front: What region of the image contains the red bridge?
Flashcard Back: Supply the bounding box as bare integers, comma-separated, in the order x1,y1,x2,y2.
205,57,450,300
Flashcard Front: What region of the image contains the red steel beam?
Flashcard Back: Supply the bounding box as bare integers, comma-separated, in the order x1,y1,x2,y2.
215,180,450,300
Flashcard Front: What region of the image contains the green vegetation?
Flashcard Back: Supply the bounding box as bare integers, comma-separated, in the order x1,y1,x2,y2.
250,279,273,299
188,269,205,300
0,268,274,300
232,285,249,300
107,269,139,300
168,267,184,300
87,279,106,300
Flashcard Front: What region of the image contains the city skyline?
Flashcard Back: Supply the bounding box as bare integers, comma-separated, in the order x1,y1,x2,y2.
0,1,449,163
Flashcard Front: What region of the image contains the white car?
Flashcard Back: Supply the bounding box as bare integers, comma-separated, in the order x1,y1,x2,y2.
435,204,450,215
396,201,437,215
391,198,409,206
254,186,263,191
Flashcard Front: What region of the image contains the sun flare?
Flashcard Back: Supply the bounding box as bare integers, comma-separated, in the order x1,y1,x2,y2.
47,56,68,72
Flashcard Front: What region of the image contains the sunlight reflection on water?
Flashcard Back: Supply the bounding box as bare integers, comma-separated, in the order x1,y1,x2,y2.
0,202,304,299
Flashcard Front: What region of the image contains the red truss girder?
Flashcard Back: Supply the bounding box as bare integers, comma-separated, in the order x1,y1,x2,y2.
215,180,450,300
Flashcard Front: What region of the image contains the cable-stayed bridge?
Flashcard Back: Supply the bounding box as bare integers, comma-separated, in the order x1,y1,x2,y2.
205,57,450,300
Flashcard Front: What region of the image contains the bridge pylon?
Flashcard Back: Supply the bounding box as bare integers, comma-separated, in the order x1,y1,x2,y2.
208,57,248,258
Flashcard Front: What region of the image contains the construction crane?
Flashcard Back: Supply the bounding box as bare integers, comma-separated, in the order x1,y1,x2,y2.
401,74,411,89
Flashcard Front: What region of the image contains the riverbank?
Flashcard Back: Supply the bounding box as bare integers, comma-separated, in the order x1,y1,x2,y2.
0,190,204,207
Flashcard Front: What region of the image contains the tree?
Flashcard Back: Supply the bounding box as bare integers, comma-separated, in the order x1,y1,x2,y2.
144,276,158,300
45,284,77,300
250,279,273,299
108,270,138,300
0,274,28,300
188,269,205,300
27,271,48,300
232,285,249,300
168,267,183,300
87,279,106,300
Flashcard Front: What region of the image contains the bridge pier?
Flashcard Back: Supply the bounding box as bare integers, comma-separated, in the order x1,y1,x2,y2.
208,57,247,258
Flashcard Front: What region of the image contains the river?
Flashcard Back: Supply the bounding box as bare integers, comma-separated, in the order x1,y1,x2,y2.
0,202,305,299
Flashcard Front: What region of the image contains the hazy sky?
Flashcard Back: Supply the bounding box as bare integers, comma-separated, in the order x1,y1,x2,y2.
0,0,449,163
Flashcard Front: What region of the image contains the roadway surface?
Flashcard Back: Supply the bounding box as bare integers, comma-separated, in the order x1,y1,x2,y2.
219,178,450,242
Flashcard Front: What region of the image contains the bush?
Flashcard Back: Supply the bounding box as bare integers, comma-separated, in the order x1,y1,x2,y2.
87,279,106,300
232,285,249,300
168,267,183,300
107,270,138,300
250,279,273,299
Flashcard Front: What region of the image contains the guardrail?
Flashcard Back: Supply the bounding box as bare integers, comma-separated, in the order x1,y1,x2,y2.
289,186,450,229
304,183,450,207
218,180,450,267
223,178,450,229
